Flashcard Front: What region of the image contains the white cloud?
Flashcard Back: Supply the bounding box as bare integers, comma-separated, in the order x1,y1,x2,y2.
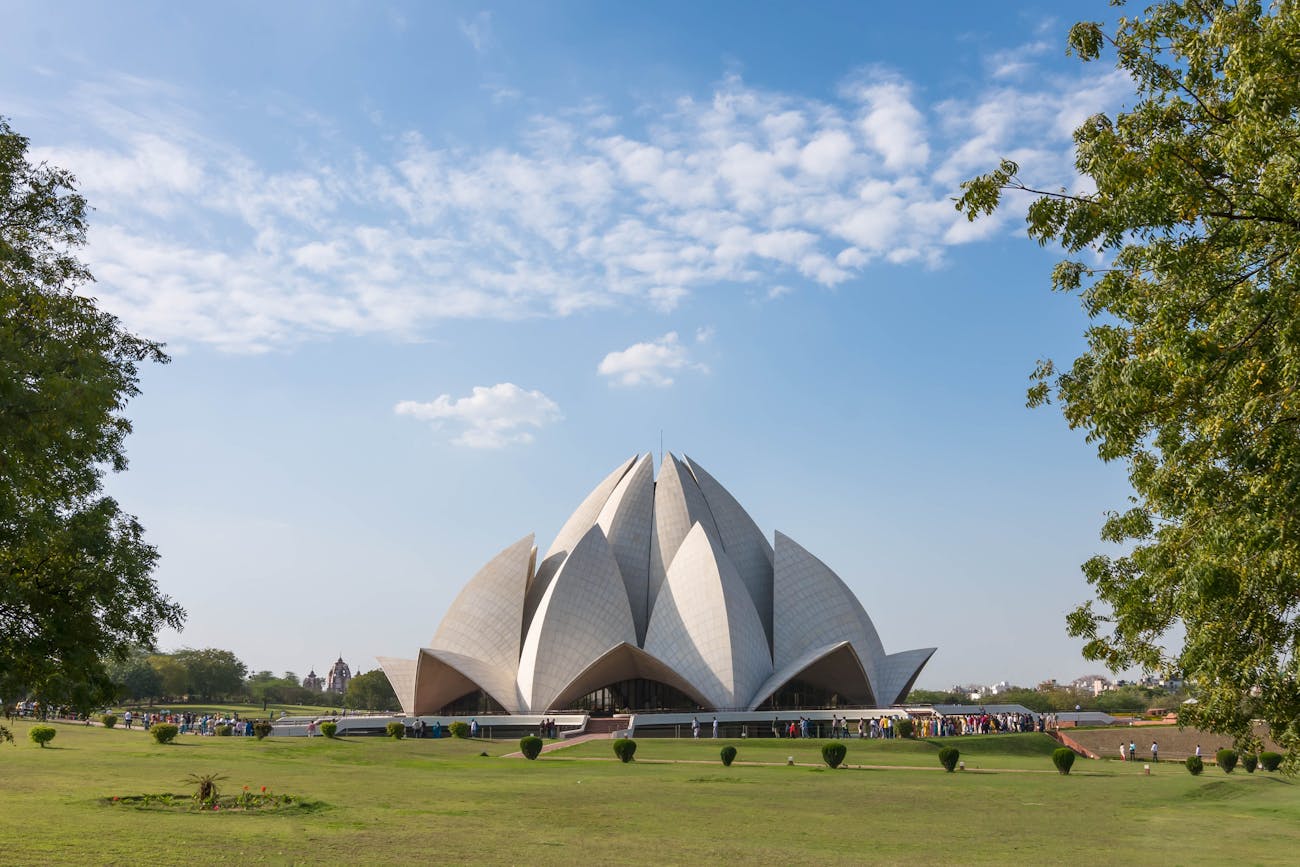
597,332,704,387
395,383,562,448
17,51,1128,352
459,11,493,53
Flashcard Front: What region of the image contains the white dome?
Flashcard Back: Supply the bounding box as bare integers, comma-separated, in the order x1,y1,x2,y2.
379,453,934,715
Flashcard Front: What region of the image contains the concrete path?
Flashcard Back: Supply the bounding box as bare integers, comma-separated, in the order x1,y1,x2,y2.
501,732,609,758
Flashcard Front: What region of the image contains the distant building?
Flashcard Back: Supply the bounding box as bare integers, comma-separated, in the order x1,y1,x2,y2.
326,657,352,694
303,670,323,691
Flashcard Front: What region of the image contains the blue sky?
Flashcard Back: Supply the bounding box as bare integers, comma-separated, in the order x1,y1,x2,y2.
3,1,1142,690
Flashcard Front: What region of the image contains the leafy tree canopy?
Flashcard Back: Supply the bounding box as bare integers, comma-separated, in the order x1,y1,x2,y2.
170,648,247,701
345,669,401,712
958,0,1300,767
0,117,183,711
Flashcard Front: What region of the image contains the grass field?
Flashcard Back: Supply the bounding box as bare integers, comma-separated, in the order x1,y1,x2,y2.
3,720,1298,864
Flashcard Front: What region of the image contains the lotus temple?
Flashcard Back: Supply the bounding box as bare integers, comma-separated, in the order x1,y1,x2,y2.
378,452,934,718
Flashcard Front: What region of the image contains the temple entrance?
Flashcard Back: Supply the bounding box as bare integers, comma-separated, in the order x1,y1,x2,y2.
756,678,844,712
436,689,507,716
564,678,703,714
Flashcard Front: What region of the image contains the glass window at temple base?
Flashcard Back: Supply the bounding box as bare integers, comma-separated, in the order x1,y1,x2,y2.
437,690,507,716
564,678,702,714
756,680,843,712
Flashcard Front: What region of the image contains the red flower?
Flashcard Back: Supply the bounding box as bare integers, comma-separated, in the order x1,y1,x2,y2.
260,786,266,792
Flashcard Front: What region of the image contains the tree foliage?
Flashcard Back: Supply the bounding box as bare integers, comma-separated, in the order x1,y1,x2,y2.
170,648,247,701
957,1,1300,767
0,117,183,710
344,669,401,712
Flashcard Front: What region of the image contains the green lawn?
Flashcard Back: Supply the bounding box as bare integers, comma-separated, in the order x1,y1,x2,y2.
4,720,1298,864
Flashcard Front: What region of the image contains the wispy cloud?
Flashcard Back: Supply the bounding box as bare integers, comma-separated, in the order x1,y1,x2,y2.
395,383,562,448
598,332,706,388
459,11,493,53
20,55,1131,352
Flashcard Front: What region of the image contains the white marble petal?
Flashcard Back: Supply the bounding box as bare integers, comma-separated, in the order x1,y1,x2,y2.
684,455,775,647
516,525,639,711
874,647,938,706
647,453,721,621
773,530,888,698
376,656,418,716
431,533,533,674
523,455,636,633
596,452,655,643
414,647,522,714
643,522,772,709
745,640,875,710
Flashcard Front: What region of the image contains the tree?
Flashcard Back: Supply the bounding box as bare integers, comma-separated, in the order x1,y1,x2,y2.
0,117,183,713
171,648,247,701
146,653,189,699
958,1,1300,767
106,650,164,703
344,669,401,712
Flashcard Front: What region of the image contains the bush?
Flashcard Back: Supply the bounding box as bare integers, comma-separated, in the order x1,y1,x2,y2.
448,721,470,739
1216,748,1237,773
895,719,915,739
28,725,56,748
214,724,232,737
385,721,405,740
151,723,179,744
720,745,737,767
821,742,847,769
1242,753,1258,773
253,721,273,740
1186,756,1204,775
519,735,543,760
320,721,338,739
938,746,960,772
613,738,637,763
101,714,118,729
1260,751,1283,772
1052,747,1076,775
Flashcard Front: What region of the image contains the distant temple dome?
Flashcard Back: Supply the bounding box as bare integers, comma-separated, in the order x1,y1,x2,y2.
379,453,934,715
326,657,351,694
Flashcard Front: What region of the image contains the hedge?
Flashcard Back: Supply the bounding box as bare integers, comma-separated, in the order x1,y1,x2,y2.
520,735,543,760
1052,747,1075,775
151,723,179,744
386,721,406,739
613,738,637,763
28,726,56,748
1242,753,1258,773
938,746,960,772
320,721,338,739
720,745,737,767
448,721,470,739
100,714,118,729
1260,752,1283,772
821,742,847,769
1186,756,1204,775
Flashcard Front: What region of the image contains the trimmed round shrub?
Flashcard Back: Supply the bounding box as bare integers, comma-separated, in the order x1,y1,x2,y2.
320,721,338,739
821,742,847,769
253,721,273,740
100,714,118,729
214,724,232,737
28,725,56,748
720,745,737,767
1052,747,1076,775
385,721,406,739
613,738,637,763
1242,753,1258,773
1185,756,1204,775
448,721,470,739
895,719,915,739
1260,751,1283,772
519,735,543,760
1216,748,1238,773
938,746,960,773
151,723,178,744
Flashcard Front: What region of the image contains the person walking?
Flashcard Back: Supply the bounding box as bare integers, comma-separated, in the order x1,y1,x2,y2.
1151,740,1158,762
692,716,700,739
1128,740,1136,762
711,716,719,738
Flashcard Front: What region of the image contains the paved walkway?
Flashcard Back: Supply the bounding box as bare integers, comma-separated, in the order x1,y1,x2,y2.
500,732,609,758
